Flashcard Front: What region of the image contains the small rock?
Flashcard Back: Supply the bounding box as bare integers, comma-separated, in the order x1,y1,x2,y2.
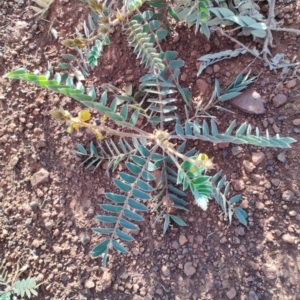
232,146,243,156
226,287,237,299
286,79,297,89
277,152,286,163
101,270,112,290
180,72,188,82
161,266,170,277
81,234,90,245
220,237,227,244
271,178,280,187
195,235,204,244
184,262,196,276
231,89,265,114
31,168,50,188
289,210,297,217
272,124,280,133
29,201,39,211
179,234,188,246
256,202,265,210
292,119,300,126
232,179,245,191
213,64,220,73
196,79,209,96
172,241,180,249
273,94,287,107
85,279,95,289
252,152,265,166
235,226,245,236
45,220,54,231
213,280,222,289
282,233,296,244
243,160,256,173
248,290,259,300
9,156,19,168
262,264,278,280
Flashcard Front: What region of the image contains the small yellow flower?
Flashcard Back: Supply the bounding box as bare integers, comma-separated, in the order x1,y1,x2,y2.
78,109,91,122
67,124,74,134
116,11,122,21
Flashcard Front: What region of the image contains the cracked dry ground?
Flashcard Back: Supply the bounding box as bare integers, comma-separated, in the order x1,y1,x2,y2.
1,1,300,300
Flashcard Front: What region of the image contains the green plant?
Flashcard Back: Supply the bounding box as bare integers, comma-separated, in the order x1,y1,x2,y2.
4,0,297,266
0,260,40,299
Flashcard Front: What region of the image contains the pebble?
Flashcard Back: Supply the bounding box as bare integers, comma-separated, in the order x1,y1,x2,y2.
226,287,237,299
183,262,196,276
243,160,256,173
286,79,297,89
29,201,39,211
282,190,294,201
252,152,265,166
273,94,287,107
271,178,280,187
256,202,265,210
282,233,296,244
289,210,297,217
262,264,277,280
232,146,243,156
292,119,300,126
232,179,245,191
161,265,170,277
30,168,50,188
172,240,180,249
231,89,265,114
220,237,227,244
277,152,286,163
85,279,95,289
235,226,245,236
248,290,259,300
179,234,188,246
81,234,90,245
272,124,280,133
196,79,209,96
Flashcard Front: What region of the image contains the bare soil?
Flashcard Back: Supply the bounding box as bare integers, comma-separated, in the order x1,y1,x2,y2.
0,1,300,300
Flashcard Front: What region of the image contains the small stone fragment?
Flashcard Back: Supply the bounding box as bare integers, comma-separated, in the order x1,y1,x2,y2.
282,190,294,201
226,287,237,299
292,119,300,126
231,89,265,114
232,146,243,156
9,156,19,168
172,241,180,249
248,290,259,300
273,94,287,107
286,79,297,89
252,152,265,166
282,233,296,244
243,160,256,173
161,265,170,277
277,152,286,163
220,237,227,244
196,79,209,96
256,202,265,210
184,262,196,276
81,234,90,245
289,210,297,217
85,279,95,289
262,264,277,280
31,168,50,188
232,179,245,191
179,234,188,246
271,178,280,187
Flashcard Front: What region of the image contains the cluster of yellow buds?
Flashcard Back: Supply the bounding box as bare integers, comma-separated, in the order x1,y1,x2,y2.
191,153,215,172
50,108,107,140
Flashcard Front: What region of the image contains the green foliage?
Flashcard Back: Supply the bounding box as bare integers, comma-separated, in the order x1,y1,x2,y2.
0,260,39,299
4,0,297,267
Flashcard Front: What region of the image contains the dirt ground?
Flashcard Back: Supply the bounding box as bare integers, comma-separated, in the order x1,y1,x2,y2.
0,0,300,299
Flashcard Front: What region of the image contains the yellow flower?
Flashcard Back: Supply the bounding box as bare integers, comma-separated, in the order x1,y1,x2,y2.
78,109,91,122
50,108,70,120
